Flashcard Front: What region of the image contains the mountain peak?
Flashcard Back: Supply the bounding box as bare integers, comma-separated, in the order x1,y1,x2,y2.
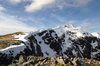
92,32,100,38
0,25,100,65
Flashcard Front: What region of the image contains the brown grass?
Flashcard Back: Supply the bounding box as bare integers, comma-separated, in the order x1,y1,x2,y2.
0,32,25,40
0,32,25,49
0,40,23,49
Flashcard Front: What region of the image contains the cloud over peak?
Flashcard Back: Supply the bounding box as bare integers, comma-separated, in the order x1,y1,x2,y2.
0,5,6,12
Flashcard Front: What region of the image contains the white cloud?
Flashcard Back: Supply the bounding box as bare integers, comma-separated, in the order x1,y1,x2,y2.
9,0,22,5
81,18,100,32
64,18,100,32
55,0,93,10
7,0,93,12
25,0,93,13
25,0,55,13
50,13,65,22
0,6,37,35
0,5,6,12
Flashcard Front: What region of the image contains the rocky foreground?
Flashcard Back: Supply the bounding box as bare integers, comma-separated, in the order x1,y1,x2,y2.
8,55,100,66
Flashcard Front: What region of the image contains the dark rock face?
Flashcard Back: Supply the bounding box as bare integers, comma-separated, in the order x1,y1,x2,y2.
0,28,100,65
0,53,13,65
23,29,100,60
25,30,63,56
73,37,100,60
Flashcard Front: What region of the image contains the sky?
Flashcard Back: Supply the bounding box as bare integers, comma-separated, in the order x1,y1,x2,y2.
0,0,100,35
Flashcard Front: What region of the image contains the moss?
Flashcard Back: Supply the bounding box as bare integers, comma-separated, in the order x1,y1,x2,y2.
56,62,63,66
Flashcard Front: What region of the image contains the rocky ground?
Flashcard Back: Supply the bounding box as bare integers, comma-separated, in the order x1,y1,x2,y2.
8,55,100,66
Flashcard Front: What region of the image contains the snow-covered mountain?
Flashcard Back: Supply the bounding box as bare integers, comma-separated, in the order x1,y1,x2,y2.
0,25,100,65
92,32,100,38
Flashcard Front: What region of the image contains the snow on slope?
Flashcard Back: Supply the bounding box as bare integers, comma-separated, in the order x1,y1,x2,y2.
0,25,100,60
14,33,28,41
0,33,28,57
92,32,100,38
54,25,91,38
34,34,56,57
0,43,26,57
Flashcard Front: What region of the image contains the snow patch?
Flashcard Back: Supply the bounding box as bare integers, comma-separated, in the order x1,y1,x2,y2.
0,43,26,57
35,34,56,57
14,33,28,41
92,32,100,38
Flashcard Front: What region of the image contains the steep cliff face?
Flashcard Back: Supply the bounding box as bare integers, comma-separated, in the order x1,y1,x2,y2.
0,25,100,65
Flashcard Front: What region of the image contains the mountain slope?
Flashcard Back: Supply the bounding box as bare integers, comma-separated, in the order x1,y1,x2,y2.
0,25,100,65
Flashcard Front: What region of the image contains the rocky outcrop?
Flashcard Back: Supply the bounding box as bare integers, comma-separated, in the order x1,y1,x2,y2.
8,55,100,66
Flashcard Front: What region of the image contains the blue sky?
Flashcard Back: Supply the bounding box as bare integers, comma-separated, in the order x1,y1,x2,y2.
0,0,100,34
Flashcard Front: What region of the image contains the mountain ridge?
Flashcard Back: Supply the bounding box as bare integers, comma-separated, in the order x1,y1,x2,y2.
0,25,100,65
